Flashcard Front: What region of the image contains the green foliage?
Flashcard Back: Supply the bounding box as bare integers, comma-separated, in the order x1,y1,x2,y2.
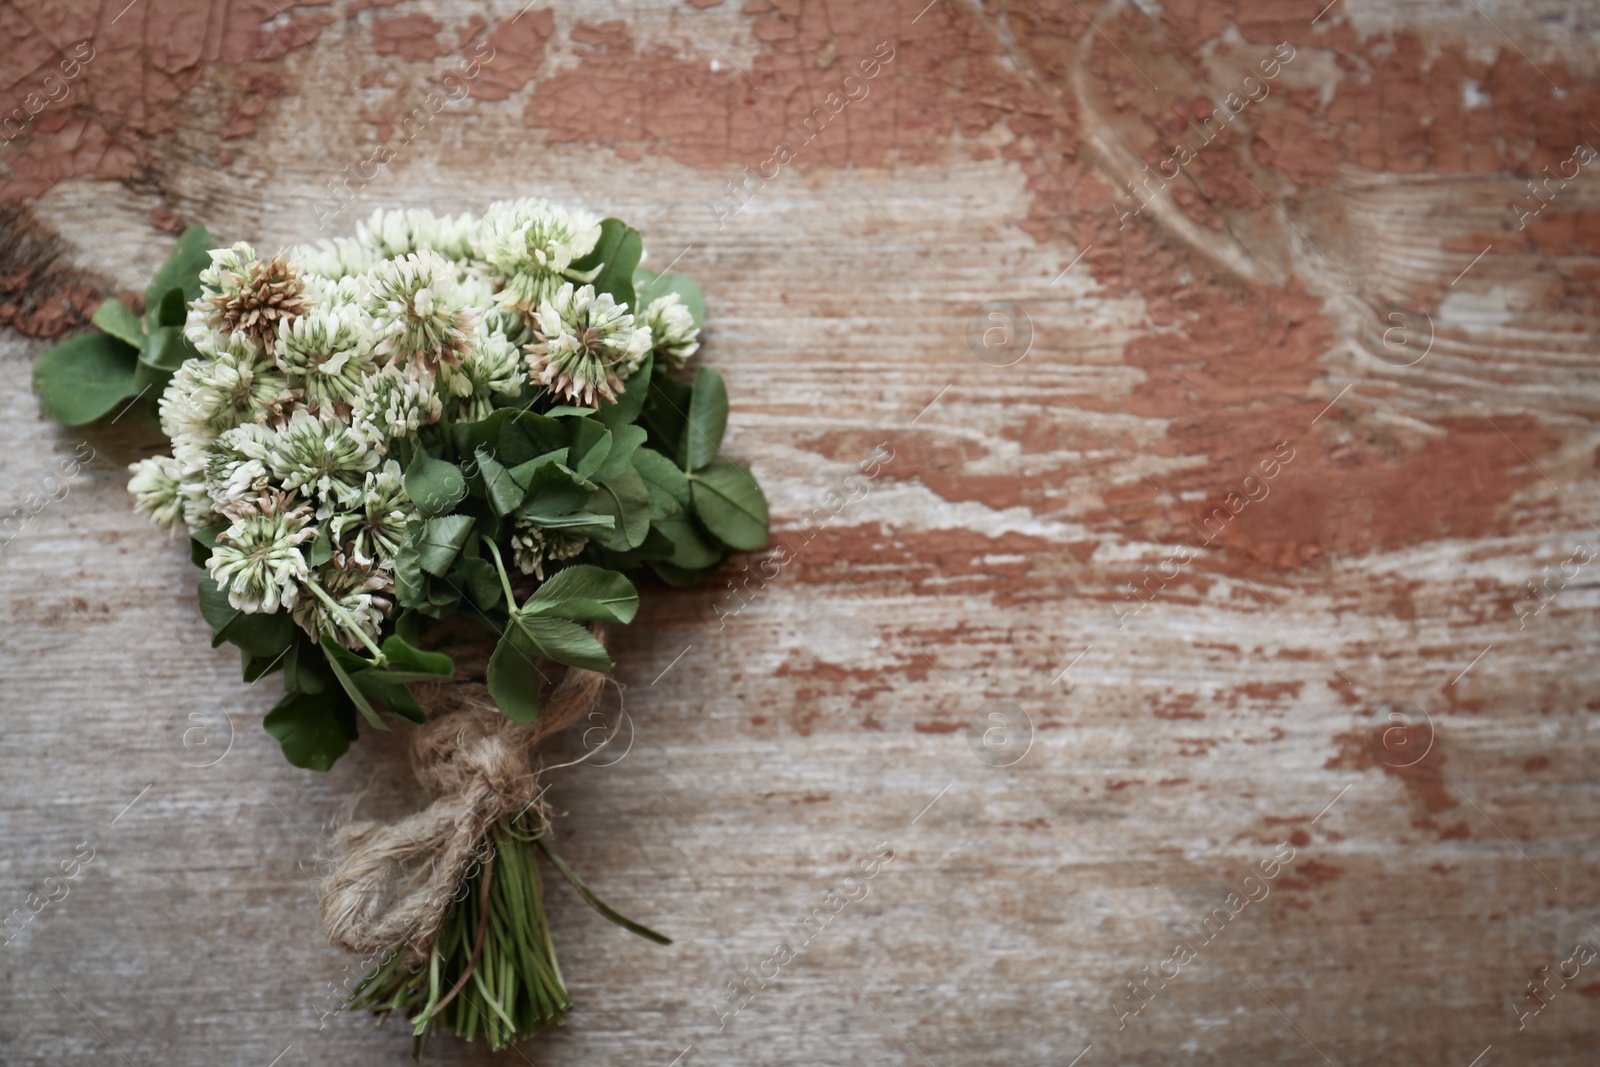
31,333,142,425
318,634,454,730
689,461,770,550
591,424,646,484
523,564,639,624
633,447,689,512
264,689,357,771
596,351,652,429
653,513,721,570
152,286,188,329
135,325,197,394
190,522,226,567
587,467,652,551
684,367,729,471
197,573,298,659
485,628,547,722
405,449,468,518
484,560,636,722
144,224,213,311
32,225,214,426
90,297,143,347
640,372,691,464
417,515,475,576
475,447,525,518
569,218,643,308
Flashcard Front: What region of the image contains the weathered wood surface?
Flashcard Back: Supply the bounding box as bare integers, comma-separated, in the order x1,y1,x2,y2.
3,0,1600,1064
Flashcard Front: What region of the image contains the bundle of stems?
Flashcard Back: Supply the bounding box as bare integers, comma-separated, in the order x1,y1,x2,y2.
349,810,668,1056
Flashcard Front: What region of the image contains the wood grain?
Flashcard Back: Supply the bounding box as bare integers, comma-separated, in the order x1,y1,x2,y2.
2,1,1598,1064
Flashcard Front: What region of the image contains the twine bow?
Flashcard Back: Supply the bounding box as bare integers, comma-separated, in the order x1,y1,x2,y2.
317,629,606,961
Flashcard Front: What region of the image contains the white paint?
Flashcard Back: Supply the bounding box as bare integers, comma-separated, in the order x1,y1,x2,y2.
1438,284,1515,331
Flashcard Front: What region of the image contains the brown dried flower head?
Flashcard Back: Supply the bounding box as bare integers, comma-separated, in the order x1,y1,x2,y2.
194,242,312,344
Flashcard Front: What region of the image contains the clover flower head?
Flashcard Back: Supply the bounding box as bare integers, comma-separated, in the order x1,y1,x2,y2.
292,237,377,281
357,207,477,262
207,491,315,614
275,305,375,414
645,293,700,369
459,268,532,337
160,332,292,444
329,275,365,306
362,250,477,367
477,199,602,313
301,271,365,309
455,268,497,310
524,283,652,407
266,408,379,513
349,361,442,449
479,304,533,348
440,329,526,422
191,242,312,344
169,443,222,530
457,268,535,343
326,460,415,569
128,455,186,531
206,422,277,517
511,521,588,580
292,562,392,649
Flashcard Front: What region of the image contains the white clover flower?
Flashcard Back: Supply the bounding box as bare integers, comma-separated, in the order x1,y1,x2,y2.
511,521,587,580
524,283,651,407
127,455,186,531
455,267,497,310
458,268,534,343
477,199,602,313
207,492,315,613
330,275,364,306
275,305,375,414
190,242,311,344
292,237,377,281
357,207,477,261
266,408,379,512
169,443,222,530
293,563,391,649
205,422,277,517
326,460,414,568
159,333,293,443
645,293,700,369
441,329,526,422
301,272,364,308
349,362,442,449
362,250,476,367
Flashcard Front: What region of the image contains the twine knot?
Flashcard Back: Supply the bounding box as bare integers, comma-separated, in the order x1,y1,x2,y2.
317,629,606,962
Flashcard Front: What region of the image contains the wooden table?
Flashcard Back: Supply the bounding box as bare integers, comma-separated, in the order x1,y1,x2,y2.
2,1,1597,1063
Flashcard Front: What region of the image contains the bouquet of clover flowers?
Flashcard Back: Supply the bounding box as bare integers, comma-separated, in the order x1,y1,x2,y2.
30,203,769,1054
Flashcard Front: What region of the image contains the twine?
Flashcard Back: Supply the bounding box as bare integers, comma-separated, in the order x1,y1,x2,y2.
316,627,606,962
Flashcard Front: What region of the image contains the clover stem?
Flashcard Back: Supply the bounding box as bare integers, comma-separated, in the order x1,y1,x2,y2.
307,579,387,663
420,847,494,1023
482,536,519,612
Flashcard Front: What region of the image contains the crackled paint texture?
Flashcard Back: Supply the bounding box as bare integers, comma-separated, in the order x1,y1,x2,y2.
1,1,1597,1065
